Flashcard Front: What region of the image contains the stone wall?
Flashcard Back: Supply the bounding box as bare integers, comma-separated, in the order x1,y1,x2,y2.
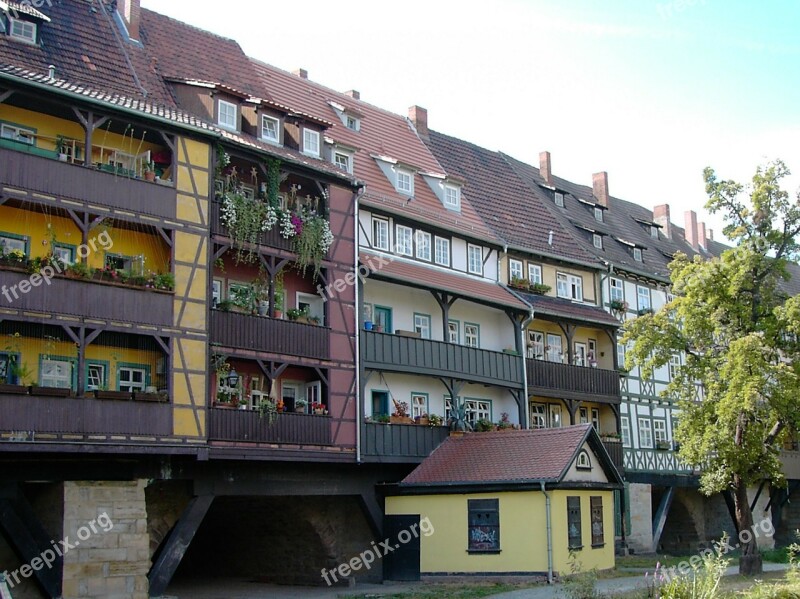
62,480,150,599
626,483,653,553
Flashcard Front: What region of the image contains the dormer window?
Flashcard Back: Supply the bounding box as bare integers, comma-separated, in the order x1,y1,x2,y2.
633,247,643,262
8,17,37,44
594,207,603,222
443,185,460,210
217,100,238,131
261,115,280,144
334,150,353,174
303,128,320,157
396,169,413,195
650,226,659,239
346,115,359,131
593,234,603,249
555,192,565,207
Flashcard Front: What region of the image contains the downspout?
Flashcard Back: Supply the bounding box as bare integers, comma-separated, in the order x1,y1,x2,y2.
520,308,534,429
541,481,554,584
354,184,366,464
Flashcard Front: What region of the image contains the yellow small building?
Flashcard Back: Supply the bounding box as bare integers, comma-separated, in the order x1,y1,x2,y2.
385,425,623,580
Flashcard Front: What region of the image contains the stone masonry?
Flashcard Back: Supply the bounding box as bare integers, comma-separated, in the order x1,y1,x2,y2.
62,480,150,599
626,483,653,553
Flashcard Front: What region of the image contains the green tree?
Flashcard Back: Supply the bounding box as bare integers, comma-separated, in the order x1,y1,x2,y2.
622,161,800,575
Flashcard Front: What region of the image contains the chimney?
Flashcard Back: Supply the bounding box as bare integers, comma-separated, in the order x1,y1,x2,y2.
592,171,609,207
708,229,714,241
408,105,429,140
653,204,672,239
117,0,141,41
698,221,707,250
684,211,699,251
540,151,552,185
293,68,308,79
344,90,360,100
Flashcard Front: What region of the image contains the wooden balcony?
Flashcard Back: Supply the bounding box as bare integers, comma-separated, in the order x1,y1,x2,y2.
0,147,176,220
208,408,331,445
210,310,330,360
0,269,173,327
361,421,450,463
602,439,624,475
210,200,294,252
361,331,524,389
0,392,172,437
526,359,621,402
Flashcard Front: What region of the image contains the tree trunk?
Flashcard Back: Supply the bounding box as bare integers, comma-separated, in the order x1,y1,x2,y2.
733,476,763,576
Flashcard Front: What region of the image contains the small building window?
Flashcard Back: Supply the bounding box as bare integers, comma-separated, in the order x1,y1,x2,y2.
372,217,389,251
651,226,659,239
1,123,35,144
435,237,450,267
395,224,413,256
465,323,480,348
411,393,427,418
593,234,603,249
261,115,280,143
415,231,431,261
0,233,28,256
576,450,592,470
554,192,565,207
444,185,461,210
530,403,546,428
567,496,582,549
633,247,643,262
468,498,500,553
468,244,483,275
397,169,413,195
637,285,651,312
509,259,523,281
86,363,107,391
621,417,631,447
346,115,359,131
610,277,624,303
591,496,604,547
638,418,653,448
594,207,603,222
557,273,583,301
217,100,238,131
40,358,73,389
303,129,320,157
119,366,148,392
413,313,431,339
528,264,542,285
9,18,37,44
334,151,352,173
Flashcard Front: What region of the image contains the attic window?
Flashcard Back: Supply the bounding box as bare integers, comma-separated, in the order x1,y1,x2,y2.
8,17,36,44
217,100,238,131
555,192,565,207
444,184,460,210
633,247,643,262
594,207,603,222
650,226,659,239
261,115,280,144
303,128,320,157
345,115,359,131
576,450,592,470
396,169,413,195
593,234,603,249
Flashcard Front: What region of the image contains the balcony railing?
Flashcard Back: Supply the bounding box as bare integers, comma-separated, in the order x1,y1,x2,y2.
0,269,173,326
210,200,294,252
210,310,330,360
0,392,172,437
361,331,524,389
208,408,331,445
526,359,621,402
361,421,450,462
0,147,176,220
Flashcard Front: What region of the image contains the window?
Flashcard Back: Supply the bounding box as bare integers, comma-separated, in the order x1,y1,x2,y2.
594,207,603,222
303,129,320,157
411,393,428,418
0,123,35,144
217,100,237,130
610,278,624,303
118,366,147,392
576,450,591,470
591,496,604,546
528,263,542,285
579,407,589,424
334,151,352,173
414,313,431,339
435,237,450,267
468,244,483,275
593,234,603,249
555,192,565,207
395,224,413,256
549,404,562,428
0,233,27,256
574,342,587,366
465,399,491,425
617,342,626,370
637,286,651,312
654,420,668,444
530,403,547,429
633,247,643,262
509,259,523,281
669,353,681,380
468,499,500,552
52,244,74,264
621,417,631,447
396,169,413,195
638,418,653,448
372,217,389,251
261,115,280,143
557,273,583,301
9,18,36,43
415,231,431,261
651,226,659,239
106,253,143,274
345,115,359,131
0,353,19,384
567,496,582,549
444,185,460,210
211,280,222,307
448,320,459,344
546,333,562,363
86,363,106,391
371,390,389,417
40,359,72,389
305,380,322,407
591,408,600,431
465,323,479,348
527,330,544,360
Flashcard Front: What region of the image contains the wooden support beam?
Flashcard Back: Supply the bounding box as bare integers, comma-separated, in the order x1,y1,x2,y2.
652,486,675,552
148,495,214,597
313,367,329,388
432,291,458,343
750,480,767,513
721,490,740,534
358,492,383,538
155,227,173,247
0,90,14,104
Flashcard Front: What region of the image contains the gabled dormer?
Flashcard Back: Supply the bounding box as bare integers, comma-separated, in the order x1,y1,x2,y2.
327,99,362,132
372,154,417,197
166,79,250,133
0,1,51,45
420,173,463,212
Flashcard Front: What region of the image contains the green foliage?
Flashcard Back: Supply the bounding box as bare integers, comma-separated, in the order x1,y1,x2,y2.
475,418,494,432
561,551,600,599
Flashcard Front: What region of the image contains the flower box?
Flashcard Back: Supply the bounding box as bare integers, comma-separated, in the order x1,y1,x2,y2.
414,417,430,426
133,391,168,403
94,390,133,401
29,386,71,397
390,416,414,425
655,440,672,451
0,383,28,395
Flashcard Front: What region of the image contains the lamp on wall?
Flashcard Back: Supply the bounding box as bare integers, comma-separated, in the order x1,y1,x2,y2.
227,368,239,388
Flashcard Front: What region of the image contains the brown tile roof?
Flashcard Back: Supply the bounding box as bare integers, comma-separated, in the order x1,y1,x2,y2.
427,131,602,268
401,425,603,486
360,251,528,311
518,292,621,328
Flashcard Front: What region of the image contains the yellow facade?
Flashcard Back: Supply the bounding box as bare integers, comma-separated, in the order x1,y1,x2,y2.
499,254,598,304
529,397,618,435
527,320,615,370
386,489,615,575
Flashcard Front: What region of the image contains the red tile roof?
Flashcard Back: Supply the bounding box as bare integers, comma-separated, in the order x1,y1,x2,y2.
517,292,621,328
402,425,596,485
360,251,528,311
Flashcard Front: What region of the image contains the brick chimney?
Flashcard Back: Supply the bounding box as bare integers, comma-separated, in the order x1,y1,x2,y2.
117,0,141,41
708,229,714,241
698,221,707,250
592,171,609,207
653,204,672,239
293,68,308,79
540,151,552,185
408,105,429,140
344,90,360,100
684,211,699,251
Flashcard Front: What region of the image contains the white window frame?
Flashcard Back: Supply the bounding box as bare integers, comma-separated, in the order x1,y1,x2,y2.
465,399,490,425
637,285,651,312
396,169,413,195
372,217,390,251
434,237,450,267
0,234,27,255
546,333,562,363
594,207,603,222
414,314,431,339
303,128,320,157
669,353,681,380
334,151,352,173
528,263,542,285
638,418,653,449
610,278,624,303
119,366,147,392
576,451,591,469
549,404,562,428
554,192,564,207
86,363,106,391
217,100,238,131
621,416,631,447
527,330,545,360
40,359,72,389
653,419,668,443
261,114,280,143
531,403,547,429
633,247,643,262
593,234,603,249
444,185,460,210
448,321,459,344
464,324,479,348
0,123,35,144
509,259,523,281
411,394,427,419
9,17,36,43
415,231,431,261
395,224,413,256
617,342,626,370
345,115,359,131
467,244,483,275
557,273,583,301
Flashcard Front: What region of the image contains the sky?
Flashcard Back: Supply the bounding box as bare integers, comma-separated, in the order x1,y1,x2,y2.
140,0,800,240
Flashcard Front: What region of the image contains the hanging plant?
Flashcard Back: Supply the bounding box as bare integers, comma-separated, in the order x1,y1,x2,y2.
221,190,269,263
292,210,333,279
266,158,281,208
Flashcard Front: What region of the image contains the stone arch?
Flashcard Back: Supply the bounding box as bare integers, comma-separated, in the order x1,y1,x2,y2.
656,490,701,554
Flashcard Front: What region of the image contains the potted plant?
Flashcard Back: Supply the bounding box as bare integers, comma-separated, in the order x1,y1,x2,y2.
257,398,278,424
427,413,444,427
475,418,494,432
311,401,326,415
309,315,321,326
638,307,654,316
143,160,156,182
448,400,472,432
55,135,69,162
609,299,628,313
496,412,514,430
529,283,552,295
509,276,529,290
273,270,285,319
364,321,373,331
376,413,391,424
655,440,672,450
94,386,133,401
414,413,430,426
216,299,234,312
294,397,308,413
390,399,413,424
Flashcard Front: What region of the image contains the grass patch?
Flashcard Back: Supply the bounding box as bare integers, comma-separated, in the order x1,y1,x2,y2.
340,582,530,599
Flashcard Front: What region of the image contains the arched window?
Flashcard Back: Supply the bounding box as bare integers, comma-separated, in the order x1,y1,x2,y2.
576,450,592,470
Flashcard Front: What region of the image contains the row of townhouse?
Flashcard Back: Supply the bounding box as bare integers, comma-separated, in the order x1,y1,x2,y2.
0,1,798,595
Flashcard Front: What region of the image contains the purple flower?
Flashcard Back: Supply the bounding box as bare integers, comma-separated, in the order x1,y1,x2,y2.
291,214,303,235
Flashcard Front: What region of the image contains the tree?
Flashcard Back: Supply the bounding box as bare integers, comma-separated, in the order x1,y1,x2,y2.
622,161,800,575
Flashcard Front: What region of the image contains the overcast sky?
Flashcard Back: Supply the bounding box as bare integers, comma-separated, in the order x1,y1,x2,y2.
141,0,800,240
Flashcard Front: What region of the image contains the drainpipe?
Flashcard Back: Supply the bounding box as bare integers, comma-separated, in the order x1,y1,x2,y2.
520,309,534,429
354,184,366,464
541,481,554,584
